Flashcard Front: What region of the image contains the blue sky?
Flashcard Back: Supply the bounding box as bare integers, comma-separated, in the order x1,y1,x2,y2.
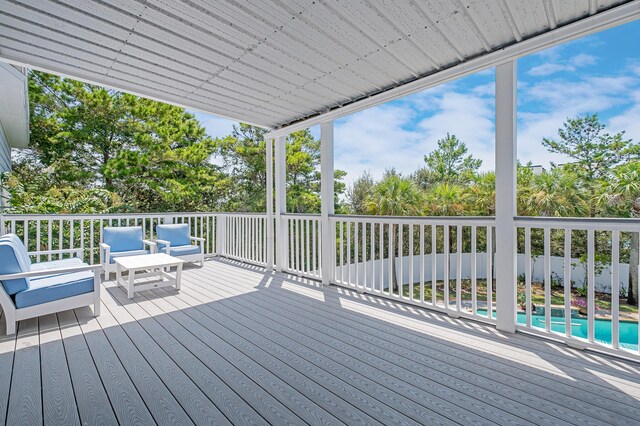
193,19,640,185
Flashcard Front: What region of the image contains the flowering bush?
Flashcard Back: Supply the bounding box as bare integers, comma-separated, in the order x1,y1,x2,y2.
572,298,588,310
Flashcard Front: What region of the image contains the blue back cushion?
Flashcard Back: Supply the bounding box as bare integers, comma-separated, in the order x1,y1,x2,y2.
0,234,32,295
156,224,191,247
103,226,144,252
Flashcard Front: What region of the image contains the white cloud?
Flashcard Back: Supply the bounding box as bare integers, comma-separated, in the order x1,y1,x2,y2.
334,86,497,186
571,53,598,67
608,89,640,144
528,63,568,77
517,75,638,166
334,105,423,185
527,53,598,76
417,92,495,171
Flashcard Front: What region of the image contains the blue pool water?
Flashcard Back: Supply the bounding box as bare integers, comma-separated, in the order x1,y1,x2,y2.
477,309,638,351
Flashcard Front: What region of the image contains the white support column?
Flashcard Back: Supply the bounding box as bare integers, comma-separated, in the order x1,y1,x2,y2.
495,60,517,333
266,136,274,271
275,136,287,272
320,121,335,285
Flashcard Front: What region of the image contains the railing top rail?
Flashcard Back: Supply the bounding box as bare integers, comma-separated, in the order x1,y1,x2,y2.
515,216,640,224
215,212,267,217
330,214,495,224
0,213,170,220
0,212,268,220
281,213,322,218
515,216,640,231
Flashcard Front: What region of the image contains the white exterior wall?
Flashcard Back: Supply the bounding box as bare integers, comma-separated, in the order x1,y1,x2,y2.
336,254,629,294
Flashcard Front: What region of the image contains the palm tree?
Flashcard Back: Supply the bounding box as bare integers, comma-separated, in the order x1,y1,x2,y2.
465,172,495,216
366,175,422,291
425,183,467,216
525,167,587,217
599,162,640,305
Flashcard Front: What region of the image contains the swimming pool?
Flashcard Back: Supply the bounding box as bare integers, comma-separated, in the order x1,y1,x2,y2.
477,309,638,351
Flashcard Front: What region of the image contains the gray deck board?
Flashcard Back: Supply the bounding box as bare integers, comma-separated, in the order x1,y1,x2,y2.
129,288,381,426
149,285,412,426
82,306,195,426
57,309,118,426
39,313,81,426
181,270,569,426
171,278,462,425
0,313,16,426
102,285,266,426
214,261,640,395
187,266,635,425
2,259,640,426
139,288,321,426
181,272,580,424
8,318,41,426
98,283,233,426
74,307,157,425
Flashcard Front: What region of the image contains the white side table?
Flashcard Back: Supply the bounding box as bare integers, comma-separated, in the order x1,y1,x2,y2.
114,253,185,298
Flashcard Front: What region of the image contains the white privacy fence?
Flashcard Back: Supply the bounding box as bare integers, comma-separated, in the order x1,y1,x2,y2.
516,217,640,356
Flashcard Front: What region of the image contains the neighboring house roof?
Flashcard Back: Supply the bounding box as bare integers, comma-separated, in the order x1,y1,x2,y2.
0,62,29,148
0,1,636,130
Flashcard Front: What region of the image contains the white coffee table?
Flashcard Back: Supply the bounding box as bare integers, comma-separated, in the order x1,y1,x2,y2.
114,253,184,298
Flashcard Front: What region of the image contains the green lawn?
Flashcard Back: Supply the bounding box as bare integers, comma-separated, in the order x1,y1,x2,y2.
400,279,496,303
401,279,639,319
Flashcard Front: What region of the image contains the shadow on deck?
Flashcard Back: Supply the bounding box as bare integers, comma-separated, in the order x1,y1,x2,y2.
1,258,639,425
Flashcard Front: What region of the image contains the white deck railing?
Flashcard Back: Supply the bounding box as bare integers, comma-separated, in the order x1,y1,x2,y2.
0,213,216,264
217,213,269,267
331,215,496,322
281,214,322,280
515,217,640,357
2,212,639,359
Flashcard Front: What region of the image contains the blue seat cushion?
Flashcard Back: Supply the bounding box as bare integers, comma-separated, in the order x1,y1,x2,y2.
14,269,94,309
156,224,191,248
103,226,144,252
167,245,201,257
0,234,32,295
109,249,149,264
31,257,84,272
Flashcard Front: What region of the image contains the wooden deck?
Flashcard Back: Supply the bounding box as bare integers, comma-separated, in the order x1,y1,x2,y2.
1,259,639,426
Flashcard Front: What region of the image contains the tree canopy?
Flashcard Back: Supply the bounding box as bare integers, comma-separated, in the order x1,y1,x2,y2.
542,114,638,217
414,133,482,188
4,70,639,225
3,71,345,214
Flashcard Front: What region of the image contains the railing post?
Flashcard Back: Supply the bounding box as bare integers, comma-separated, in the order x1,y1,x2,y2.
215,214,225,256
320,121,334,285
275,135,287,272
266,136,274,271
495,60,517,333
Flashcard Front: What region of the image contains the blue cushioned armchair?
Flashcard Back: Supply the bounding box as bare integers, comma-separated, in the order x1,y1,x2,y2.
154,224,205,266
0,234,101,335
100,226,157,281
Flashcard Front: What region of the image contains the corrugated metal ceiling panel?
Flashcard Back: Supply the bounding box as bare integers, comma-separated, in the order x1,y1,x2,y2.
0,0,634,128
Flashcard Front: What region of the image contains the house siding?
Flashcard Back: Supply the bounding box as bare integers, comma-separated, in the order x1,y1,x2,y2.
0,125,10,211
0,126,10,174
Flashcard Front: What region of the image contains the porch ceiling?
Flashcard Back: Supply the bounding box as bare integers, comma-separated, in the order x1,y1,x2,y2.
0,0,635,129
